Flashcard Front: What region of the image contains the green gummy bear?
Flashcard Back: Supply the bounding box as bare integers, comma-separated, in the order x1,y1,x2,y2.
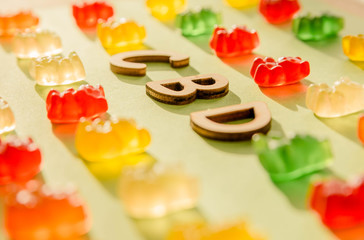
176,8,221,37
252,134,333,182
292,13,344,41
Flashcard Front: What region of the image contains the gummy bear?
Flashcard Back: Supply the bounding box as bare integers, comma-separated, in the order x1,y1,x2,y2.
46,84,108,123
13,29,62,59
306,78,364,118
310,177,364,229
358,115,364,144
225,0,259,9
146,0,187,21
259,0,300,24
252,134,332,182
97,18,146,51
0,11,39,37
292,13,344,41
75,116,151,162
29,52,86,86
176,8,221,37
5,180,91,240
167,222,264,240
342,34,364,62
0,97,16,134
119,163,198,218
72,1,114,31
250,56,310,87
210,25,260,58
0,136,41,185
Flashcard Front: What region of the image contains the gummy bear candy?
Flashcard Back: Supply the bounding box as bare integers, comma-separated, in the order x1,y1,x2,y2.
75,116,151,162
29,52,85,86
176,8,221,37
259,0,300,24
0,136,41,185
342,34,364,62
225,0,259,9
13,29,62,59
306,78,364,118
72,1,114,31
252,134,332,182
250,56,310,87
5,180,91,240
210,25,259,58
0,11,39,37
292,13,344,41
146,0,187,21
310,177,364,229
119,163,198,218
46,84,108,123
358,115,364,144
97,18,146,51
0,97,16,134
167,222,264,240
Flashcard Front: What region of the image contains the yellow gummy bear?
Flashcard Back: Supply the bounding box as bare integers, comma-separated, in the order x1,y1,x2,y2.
75,116,151,162
225,0,259,8
97,19,146,51
146,0,187,21
167,222,264,240
342,34,364,61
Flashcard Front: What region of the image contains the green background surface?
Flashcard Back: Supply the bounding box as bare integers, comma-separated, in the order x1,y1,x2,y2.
1,0,364,239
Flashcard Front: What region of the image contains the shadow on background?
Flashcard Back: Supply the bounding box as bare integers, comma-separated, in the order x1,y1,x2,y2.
132,208,206,240
318,112,362,145
259,79,312,111
332,225,364,240
200,118,283,155
275,170,336,210
151,90,241,116
186,34,213,55
351,61,364,70
17,58,33,79
220,54,264,78
304,37,343,59
35,81,87,100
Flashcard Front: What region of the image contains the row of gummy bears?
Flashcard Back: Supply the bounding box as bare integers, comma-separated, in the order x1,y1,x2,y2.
0,0,364,239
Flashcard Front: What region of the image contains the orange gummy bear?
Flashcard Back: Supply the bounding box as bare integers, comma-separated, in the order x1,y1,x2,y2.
0,11,39,37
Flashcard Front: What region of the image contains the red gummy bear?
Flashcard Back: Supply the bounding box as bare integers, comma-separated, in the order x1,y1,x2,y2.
358,115,364,144
46,84,108,123
0,136,41,185
209,25,260,58
72,1,114,30
250,57,310,87
259,0,300,24
5,180,91,240
310,178,364,230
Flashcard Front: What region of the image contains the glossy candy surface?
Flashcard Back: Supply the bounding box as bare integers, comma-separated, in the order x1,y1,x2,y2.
252,134,332,182
72,1,114,30
225,0,259,8
306,78,364,118
0,98,16,134
259,0,300,24
310,177,364,229
342,34,364,61
292,13,344,41
5,180,91,240
167,222,264,240
46,84,108,123
13,30,62,59
210,25,259,58
250,57,310,87
97,19,146,50
0,11,39,37
176,8,221,37
146,0,186,21
29,52,85,86
119,163,198,218
0,136,41,185
75,116,151,162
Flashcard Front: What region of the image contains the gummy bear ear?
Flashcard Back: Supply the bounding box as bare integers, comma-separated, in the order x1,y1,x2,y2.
109,50,190,76
146,73,229,105
190,102,271,141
